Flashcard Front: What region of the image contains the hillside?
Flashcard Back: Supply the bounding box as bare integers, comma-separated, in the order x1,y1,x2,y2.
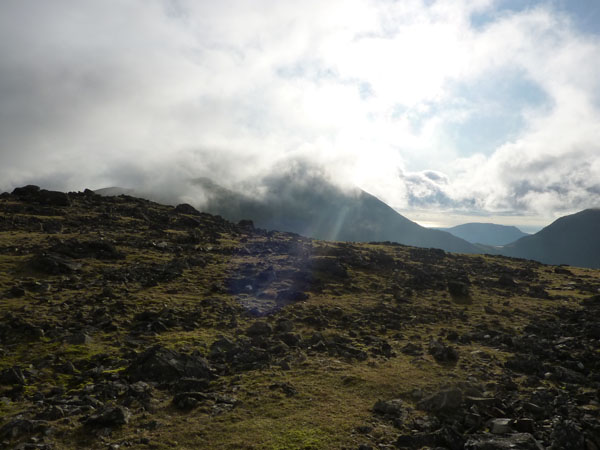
1,186,600,449
97,176,480,254
501,209,600,268
439,223,529,246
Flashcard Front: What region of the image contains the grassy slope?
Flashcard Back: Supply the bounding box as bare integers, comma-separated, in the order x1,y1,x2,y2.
0,193,598,449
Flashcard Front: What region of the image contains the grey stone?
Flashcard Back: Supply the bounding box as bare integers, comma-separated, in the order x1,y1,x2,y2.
465,433,544,450
417,388,463,412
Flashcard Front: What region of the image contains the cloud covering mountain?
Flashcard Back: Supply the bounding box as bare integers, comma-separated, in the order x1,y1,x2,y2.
1,0,599,224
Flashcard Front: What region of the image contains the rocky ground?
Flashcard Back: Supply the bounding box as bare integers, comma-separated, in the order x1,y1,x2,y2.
0,185,599,449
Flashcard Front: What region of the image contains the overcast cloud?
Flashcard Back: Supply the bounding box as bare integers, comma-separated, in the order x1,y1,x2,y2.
1,0,599,226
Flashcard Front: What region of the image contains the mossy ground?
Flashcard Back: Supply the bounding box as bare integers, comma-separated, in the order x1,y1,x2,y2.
0,193,599,449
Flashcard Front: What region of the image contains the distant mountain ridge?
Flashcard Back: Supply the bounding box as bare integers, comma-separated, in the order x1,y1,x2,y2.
438,222,529,246
94,182,600,269
499,209,600,268
95,176,479,254
194,177,479,254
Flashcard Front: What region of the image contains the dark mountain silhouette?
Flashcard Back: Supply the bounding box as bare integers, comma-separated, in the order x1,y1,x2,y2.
94,175,479,254
438,222,529,246
499,209,600,268
193,176,480,254
94,180,600,268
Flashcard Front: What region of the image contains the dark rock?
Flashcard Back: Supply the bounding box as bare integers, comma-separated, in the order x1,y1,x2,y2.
0,419,42,440
448,280,470,297
464,433,544,450
8,286,25,298
38,190,70,207
49,239,124,260
373,398,405,417
172,392,209,410
35,405,65,421
396,427,464,450
549,419,585,450
209,336,239,361
0,367,26,385
498,274,517,287
126,345,212,383
417,388,463,413
65,333,92,345
528,285,549,299
84,406,130,427
268,382,297,397
12,185,41,197
514,418,535,433
276,289,309,304
29,254,81,275
552,365,587,384
174,378,210,393
554,266,573,275
174,203,200,215
505,355,543,375
400,342,423,356
275,319,294,333
41,220,63,233
246,321,273,337
428,339,459,363
279,332,301,347
238,219,254,229
310,257,348,279
13,185,70,206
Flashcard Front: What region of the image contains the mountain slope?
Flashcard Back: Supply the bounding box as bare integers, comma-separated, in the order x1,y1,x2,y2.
96,176,480,254
500,208,600,268
194,176,480,254
439,222,529,246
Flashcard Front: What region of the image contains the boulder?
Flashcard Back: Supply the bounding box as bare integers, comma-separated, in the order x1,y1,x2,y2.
417,388,463,413
29,253,81,275
65,333,92,345
448,280,470,297
396,427,464,450
12,185,40,197
238,219,254,229
126,345,212,383
174,203,201,215
49,239,124,260
38,189,70,206
464,433,544,450
373,398,405,417
0,366,26,385
84,406,130,427
246,321,273,337
428,339,459,363
489,418,513,434
0,419,48,440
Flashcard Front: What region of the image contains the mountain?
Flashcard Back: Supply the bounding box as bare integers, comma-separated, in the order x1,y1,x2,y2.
438,222,529,246
94,186,136,197
94,176,479,254
109,174,478,254
499,208,600,268
2,186,600,449
196,176,481,253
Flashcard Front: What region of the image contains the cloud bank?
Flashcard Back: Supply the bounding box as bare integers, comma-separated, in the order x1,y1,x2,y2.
1,0,599,223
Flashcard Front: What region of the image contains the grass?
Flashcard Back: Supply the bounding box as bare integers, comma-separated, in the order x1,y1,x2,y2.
1,194,599,449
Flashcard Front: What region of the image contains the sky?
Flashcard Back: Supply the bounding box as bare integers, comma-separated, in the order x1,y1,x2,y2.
1,0,599,231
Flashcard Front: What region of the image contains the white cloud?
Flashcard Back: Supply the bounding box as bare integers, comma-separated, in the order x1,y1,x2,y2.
0,0,599,224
